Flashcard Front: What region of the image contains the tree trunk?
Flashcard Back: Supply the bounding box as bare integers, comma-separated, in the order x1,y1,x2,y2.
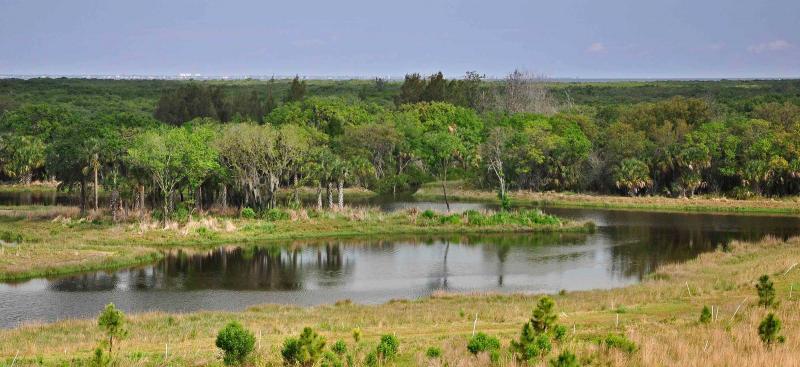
441,167,450,212
79,177,87,216
163,191,170,226
138,185,146,221
110,189,119,222
221,184,228,211
338,179,344,209
94,163,99,211
316,184,323,210
327,182,333,209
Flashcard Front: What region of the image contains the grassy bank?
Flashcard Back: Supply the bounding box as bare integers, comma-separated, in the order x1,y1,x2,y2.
0,206,591,281
2,235,799,366
415,181,800,215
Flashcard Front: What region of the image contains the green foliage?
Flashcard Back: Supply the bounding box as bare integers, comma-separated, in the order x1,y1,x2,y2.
215,321,256,366
438,213,461,225
756,275,776,308
262,208,290,221
758,313,785,346
331,340,347,355
532,296,558,333
320,351,343,367
281,327,326,366
97,303,127,356
0,230,23,244
421,209,436,219
425,346,442,358
240,207,256,219
549,350,580,367
376,334,400,362
602,334,638,354
700,306,712,324
467,332,501,355
511,296,564,362
352,328,362,343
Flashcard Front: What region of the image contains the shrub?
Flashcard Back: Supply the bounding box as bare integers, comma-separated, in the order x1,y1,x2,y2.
421,209,436,219
215,321,256,366
0,230,23,244
549,350,579,367
352,328,362,343
498,191,512,211
757,275,776,308
602,334,637,354
320,351,343,367
377,334,400,362
364,350,378,367
758,313,785,346
171,203,190,222
425,346,442,358
699,305,712,324
464,210,487,225
438,213,461,224
331,340,347,355
553,324,568,341
281,327,326,366
97,303,127,356
467,332,501,355
532,296,558,333
263,208,289,221
240,207,256,219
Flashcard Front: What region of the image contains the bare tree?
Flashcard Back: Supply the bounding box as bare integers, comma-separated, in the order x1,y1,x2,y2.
499,69,559,115
481,127,513,199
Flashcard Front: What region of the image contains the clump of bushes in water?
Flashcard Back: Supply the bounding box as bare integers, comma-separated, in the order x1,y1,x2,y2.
417,209,561,227
216,321,256,365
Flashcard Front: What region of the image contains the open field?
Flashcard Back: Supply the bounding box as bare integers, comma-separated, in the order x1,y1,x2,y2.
415,181,800,215
2,235,799,366
0,206,591,281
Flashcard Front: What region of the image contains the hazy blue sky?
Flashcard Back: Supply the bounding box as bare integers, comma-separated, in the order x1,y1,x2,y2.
1,0,798,78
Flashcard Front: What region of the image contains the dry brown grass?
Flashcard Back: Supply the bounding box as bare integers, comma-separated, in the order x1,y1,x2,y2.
2,236,800,366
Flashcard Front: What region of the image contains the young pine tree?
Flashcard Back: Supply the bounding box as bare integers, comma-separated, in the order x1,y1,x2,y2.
756,275,776,308
758,313,785,346
699,305,712,324
97,303,128,356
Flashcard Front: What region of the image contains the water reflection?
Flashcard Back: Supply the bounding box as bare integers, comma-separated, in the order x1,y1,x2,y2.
2,205,800,328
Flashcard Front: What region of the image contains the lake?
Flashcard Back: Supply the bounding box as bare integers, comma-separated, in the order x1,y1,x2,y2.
1,202,799,328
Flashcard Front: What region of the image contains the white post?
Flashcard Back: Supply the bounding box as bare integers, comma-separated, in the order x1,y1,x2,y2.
472,313,478,336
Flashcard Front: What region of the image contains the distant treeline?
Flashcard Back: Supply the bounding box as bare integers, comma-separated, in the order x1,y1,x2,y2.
0,73,799,217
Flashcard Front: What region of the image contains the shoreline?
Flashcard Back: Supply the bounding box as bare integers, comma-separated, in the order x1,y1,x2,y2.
414,182,800,215
0,207,592,281
2,235,798,365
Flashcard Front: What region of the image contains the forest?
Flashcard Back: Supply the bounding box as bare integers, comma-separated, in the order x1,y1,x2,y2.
1,73,800,219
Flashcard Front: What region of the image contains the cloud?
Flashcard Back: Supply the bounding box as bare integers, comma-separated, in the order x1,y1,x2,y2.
747,40,792,53
586,42,606,53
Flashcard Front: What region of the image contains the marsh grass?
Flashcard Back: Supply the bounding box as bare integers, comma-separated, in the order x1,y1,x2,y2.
0,205,589,281
2,236,800,366
415,181,800,215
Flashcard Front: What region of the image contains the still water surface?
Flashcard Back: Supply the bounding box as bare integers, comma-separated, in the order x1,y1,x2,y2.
2,202,799,328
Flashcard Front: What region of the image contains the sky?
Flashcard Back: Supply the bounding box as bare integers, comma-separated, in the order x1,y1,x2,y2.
0,0,798,79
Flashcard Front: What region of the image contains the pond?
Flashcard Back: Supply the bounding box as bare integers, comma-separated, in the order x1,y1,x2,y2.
1,202,799,328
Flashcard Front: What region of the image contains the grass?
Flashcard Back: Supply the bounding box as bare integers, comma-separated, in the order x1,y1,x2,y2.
2,235,800,366
0,206,592,281
415,181,800,215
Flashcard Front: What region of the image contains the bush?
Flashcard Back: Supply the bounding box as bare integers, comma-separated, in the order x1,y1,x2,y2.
602,334,637,354
281,327,326,366
757,275,776,308
758,313,785,346
438,213,461,224
352,328,362,343
549,350,579,367
376,334,400,362
425,346,442,358
464,210,488,225
699,305,712,324
215,321,256,366
171,203,190,222
0,230,23,244
320,351,343,367
263,208,289,221
467,332,501,355
364,350,378,367
553,324,568,341
532,296,557,333
421,209,436,219
331,340,347,355
240,207,256,219
498,191,512,211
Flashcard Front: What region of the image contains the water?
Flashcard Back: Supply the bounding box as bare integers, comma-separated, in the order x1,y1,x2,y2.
1,202,799,328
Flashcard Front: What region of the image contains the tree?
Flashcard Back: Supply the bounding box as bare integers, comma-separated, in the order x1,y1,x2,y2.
216,321,256,366
699,305,712,324
281,327,326,366
395,73,426,106
758,313,785,346
500,69,559,115
286,75,307,103
481,126,513,202
549,350,579,367
97,303,127,356
0,134,45,185
756,275,776,308
127,126,219,221
154,84,229,125
613,158,652,196
422,72,447,102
